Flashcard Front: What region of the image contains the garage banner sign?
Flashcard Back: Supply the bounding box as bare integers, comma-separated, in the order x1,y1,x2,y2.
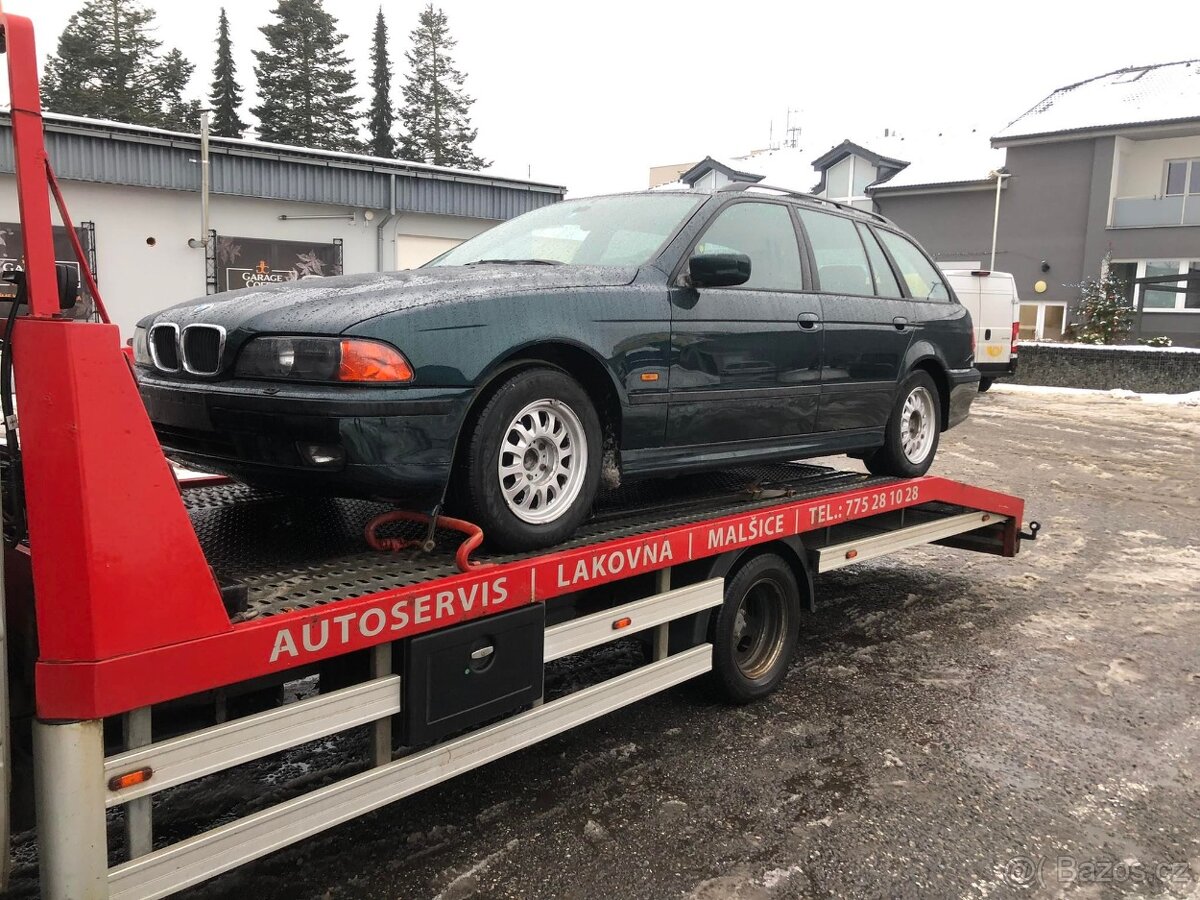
0,221,94,286
215,235,343,292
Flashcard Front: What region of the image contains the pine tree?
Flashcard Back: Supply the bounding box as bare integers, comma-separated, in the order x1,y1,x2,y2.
42,0,199,130
1072,253,1135,344
366,8,396,158
251,0,363,152
398,5,486,169
209,8,247,138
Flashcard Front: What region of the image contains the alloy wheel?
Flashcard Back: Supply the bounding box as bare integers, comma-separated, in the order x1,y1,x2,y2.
497,398,589,525
899,385,936,465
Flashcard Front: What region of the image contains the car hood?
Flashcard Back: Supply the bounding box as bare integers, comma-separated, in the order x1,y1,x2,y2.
143,265,639,334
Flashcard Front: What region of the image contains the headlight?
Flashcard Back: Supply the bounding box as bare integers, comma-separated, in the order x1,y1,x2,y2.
133,325,152,367
234,336,414,383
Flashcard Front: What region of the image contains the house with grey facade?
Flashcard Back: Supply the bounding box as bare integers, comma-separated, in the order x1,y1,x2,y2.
656,61,1200,346
870,60,1200,347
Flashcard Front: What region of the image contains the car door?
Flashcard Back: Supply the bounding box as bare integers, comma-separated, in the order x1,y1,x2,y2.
871,226,965,371
794,209,914,432
666,199,822,446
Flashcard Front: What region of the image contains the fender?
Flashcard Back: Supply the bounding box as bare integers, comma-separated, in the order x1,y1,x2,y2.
435,339,628,508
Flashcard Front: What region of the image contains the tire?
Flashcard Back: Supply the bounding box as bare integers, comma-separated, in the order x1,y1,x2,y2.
709,553,801,704
978,377,994,393
460,367,602,552
864,370,942,478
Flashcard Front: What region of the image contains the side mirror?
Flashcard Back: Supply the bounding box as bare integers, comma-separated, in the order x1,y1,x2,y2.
56,263,80,311
688,252,751,289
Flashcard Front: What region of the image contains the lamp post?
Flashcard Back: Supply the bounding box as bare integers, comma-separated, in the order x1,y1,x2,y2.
988,168,1010,271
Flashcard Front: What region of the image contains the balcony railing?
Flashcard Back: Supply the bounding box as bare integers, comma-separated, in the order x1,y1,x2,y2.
1111,194,1200,228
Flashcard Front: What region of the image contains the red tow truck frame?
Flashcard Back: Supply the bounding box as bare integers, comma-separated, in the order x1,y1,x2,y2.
0,9,1033,898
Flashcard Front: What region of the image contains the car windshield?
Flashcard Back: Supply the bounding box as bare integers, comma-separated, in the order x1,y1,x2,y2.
428,194,702,268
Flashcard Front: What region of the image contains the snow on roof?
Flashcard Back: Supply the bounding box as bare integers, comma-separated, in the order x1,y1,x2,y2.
872,131,1006,190
735,129,1004,193
994,59,1200,142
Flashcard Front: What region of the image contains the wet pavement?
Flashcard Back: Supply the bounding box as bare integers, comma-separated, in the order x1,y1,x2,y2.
11,387,1200,898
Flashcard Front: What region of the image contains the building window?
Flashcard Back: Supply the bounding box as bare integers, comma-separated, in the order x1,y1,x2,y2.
1136,259,1200,311
1018,303,1067,341
1164,159,1200,196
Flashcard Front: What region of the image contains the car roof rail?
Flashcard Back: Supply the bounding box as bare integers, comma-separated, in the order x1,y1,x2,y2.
715,181,892,224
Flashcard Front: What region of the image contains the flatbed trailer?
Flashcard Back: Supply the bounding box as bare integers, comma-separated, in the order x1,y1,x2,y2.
0,11,1037,898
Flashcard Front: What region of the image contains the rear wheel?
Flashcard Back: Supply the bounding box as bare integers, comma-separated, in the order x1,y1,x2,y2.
461,368,602,551
709,553,801,704
865,370,941,477
978,377,994,393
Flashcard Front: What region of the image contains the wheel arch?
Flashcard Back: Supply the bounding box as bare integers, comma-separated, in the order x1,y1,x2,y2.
447,340,625,494
669,537,815,653
906,354,952,431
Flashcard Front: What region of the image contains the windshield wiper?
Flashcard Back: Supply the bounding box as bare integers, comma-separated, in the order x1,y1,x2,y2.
467,258,564,266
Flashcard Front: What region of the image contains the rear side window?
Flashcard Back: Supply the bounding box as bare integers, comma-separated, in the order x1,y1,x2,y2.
856,223,903,298
875,229,950,301
795,209,873,296
693,202,803,291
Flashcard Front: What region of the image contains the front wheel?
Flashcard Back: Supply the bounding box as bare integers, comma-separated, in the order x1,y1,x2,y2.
864,370,941,477
709,554,801,704
460,367,602,552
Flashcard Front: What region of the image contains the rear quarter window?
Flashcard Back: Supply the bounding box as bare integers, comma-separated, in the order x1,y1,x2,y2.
875,229,951,302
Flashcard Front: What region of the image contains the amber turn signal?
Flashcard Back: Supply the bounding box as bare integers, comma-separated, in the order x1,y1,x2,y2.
612,616,632,630
337,340,414,382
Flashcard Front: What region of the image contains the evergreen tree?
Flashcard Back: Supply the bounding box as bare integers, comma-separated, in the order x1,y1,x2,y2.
251,0,363,152
398,5,486,169
159,49,202,131
1072,253,1135,344
42,0,199,130
367,8,396,158
209,8,248,138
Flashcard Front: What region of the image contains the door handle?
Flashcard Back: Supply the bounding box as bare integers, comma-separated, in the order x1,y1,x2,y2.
892,316,910,331
797,312,821,330
984,328,992,340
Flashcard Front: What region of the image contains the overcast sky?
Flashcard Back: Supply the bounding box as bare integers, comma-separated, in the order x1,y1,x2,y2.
11,0,1200,196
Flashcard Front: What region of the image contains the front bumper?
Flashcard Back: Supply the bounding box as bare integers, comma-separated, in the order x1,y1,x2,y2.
137,373,473,500
946,367,981,429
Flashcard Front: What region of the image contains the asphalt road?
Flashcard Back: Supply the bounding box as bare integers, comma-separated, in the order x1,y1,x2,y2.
12,387,1200,898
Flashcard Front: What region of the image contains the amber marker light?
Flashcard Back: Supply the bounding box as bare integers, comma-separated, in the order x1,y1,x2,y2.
612,616,633,630
108,767,153,791
337,340,414,382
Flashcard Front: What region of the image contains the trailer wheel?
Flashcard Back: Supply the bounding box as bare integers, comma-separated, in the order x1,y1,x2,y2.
709,553,800,703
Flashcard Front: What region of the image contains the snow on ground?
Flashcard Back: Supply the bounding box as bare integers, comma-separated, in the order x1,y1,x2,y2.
1020,341,1200,355
992,381,1200,407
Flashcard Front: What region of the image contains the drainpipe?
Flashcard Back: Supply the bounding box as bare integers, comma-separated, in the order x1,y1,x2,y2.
988,169,1010,271
375,173,397,272
187,109,212,250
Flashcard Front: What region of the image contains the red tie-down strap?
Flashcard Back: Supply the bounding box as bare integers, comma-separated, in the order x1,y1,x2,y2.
365,509,491,573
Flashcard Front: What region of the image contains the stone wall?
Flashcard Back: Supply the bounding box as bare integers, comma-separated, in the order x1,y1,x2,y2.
1010,343,1200,393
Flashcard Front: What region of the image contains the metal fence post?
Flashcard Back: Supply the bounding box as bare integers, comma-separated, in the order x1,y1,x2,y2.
34,718,107,899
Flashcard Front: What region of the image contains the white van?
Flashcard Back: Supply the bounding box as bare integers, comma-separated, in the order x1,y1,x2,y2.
944,270,1019,391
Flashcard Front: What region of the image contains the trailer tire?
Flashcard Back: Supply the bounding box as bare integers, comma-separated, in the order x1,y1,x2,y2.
709,553,800,704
